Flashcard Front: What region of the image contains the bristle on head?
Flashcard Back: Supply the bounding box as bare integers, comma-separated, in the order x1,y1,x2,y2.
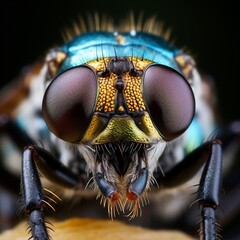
62,12,172,43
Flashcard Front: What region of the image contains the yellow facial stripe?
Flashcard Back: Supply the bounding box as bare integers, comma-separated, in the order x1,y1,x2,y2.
80,114,107,144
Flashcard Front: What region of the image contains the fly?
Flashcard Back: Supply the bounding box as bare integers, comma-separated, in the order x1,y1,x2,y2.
0,13,240,240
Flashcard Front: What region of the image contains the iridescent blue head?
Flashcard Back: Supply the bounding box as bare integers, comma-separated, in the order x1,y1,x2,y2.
58,31,181,74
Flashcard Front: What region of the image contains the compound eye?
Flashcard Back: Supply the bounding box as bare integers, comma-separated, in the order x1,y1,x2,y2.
143,64,195,141
42,66,97,143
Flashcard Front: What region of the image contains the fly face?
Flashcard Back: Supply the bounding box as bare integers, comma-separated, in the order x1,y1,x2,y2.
42,34,195,217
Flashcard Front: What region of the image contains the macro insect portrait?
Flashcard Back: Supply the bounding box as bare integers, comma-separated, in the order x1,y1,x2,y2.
0,9,240,240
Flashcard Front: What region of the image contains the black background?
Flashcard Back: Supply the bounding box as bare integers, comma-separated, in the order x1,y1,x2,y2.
0,0,239,122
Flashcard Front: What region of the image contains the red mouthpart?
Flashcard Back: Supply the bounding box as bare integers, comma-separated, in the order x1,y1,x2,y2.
126,190,138,201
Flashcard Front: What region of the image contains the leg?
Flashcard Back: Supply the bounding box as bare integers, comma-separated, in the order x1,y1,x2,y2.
198,143,222,240
157,141,222,240
156,121,240,239
157,121,240,238
21,145,80,240
0,115,35,231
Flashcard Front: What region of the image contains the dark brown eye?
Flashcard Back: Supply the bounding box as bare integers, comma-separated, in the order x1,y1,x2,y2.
143,64,195,141
42,66,97,143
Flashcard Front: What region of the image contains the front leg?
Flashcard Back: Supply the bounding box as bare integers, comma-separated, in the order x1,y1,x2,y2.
158,141,222,240
22,147,49,239
21,146,80,240
198,142,222,240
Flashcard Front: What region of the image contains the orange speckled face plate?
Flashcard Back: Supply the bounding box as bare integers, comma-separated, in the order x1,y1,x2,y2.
87,57,151,113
